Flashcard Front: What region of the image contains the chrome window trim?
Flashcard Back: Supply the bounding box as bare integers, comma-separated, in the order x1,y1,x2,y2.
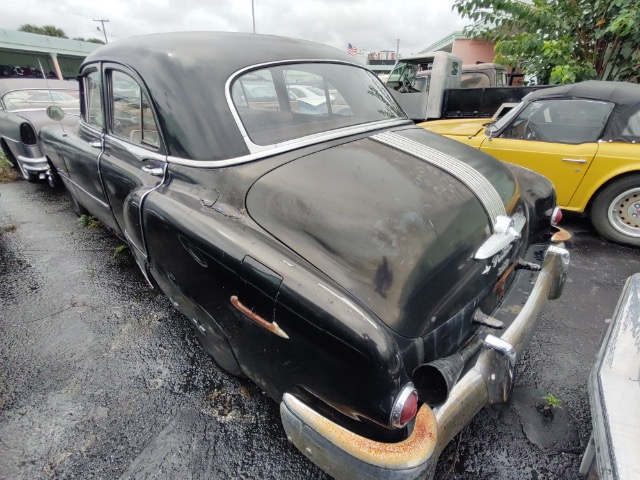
104,133,167,161
165,118,411,168
224,59,406,155
67,177,110,209
104,66,168,153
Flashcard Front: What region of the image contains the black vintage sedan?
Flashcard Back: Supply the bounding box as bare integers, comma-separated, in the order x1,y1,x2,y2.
41,32,570,480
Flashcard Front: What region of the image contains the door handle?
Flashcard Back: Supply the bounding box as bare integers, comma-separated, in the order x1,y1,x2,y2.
561,158,587,164
89,141,101,148
141,165,164,176
230,295,289,339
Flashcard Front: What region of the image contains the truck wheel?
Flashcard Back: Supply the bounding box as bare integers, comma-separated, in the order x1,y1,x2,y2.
591,175,640,247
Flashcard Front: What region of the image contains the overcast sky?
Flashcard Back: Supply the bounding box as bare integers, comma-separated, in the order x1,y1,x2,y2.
2,0,468,56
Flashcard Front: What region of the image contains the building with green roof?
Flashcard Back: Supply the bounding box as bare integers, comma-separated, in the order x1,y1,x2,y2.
0,27,100,80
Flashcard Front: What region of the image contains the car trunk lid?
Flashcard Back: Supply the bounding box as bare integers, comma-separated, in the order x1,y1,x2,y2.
246,127,520,338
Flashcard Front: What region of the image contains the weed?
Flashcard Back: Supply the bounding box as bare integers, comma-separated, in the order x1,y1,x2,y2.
1,224,16,233
542,393,562,409
113,244,129,259
538,393,562,420
77,215,101,229
0,151,19,184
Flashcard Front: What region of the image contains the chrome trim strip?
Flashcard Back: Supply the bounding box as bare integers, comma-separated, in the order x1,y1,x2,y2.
17,155,47,163
67,177,110,209
137,162,167,257
371,131,507,224
124,229,147,258
390,383,417,428
104,134,167,161
165,118,410,168
561,158,588,164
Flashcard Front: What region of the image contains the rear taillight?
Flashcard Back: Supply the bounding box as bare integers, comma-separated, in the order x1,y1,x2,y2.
391,383,418,428
550,207,563,226
20,122,37,145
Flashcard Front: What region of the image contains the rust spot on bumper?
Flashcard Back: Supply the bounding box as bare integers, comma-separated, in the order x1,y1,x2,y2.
284,394,438,469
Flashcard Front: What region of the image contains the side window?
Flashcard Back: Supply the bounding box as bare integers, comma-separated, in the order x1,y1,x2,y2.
500,99,614,144
109,70,160,148
621,109,640,140
85,71,103,128
460,72,490,88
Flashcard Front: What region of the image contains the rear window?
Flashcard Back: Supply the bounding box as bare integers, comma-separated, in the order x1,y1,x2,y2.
231,62,405,146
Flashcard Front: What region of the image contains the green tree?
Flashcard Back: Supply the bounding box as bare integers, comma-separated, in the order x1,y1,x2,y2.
18,24,67,38
453,0,640,84
73,37,105,44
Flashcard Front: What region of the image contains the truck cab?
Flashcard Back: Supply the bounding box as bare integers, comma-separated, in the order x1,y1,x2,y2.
385,51,462,122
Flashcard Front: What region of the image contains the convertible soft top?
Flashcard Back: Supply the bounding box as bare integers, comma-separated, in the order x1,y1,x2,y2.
525,80,640,142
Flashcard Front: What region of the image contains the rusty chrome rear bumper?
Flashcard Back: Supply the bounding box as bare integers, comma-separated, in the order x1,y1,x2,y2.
280,244,569,480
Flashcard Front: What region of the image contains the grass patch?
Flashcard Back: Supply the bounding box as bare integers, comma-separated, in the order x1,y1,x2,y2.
77,214,101,229
0,150,19,183
113,244,129,259
542,393,562,409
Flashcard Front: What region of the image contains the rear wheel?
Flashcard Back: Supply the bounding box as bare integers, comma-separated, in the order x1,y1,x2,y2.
591,175,640,247
68,189,89,217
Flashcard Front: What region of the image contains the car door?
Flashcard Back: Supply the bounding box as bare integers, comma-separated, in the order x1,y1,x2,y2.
480,98,614,206
63,67,119,230
98,66,167,268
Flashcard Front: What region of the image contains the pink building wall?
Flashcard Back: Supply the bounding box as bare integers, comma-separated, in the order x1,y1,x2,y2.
451,39,496,64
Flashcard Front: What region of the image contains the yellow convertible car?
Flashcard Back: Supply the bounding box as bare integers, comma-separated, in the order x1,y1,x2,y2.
421,81,640,246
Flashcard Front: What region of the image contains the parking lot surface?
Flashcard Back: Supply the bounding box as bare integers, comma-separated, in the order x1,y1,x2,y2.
1,179,638,479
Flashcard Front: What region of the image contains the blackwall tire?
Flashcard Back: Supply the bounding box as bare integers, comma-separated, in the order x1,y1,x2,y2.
591,175,640,247
68,190,89,217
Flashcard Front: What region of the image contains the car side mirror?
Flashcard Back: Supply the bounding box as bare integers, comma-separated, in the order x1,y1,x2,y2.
46,105,65,121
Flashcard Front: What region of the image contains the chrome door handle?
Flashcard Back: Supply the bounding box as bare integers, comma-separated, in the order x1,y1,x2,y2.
561,158,587,163
89,141,102,148
141,165,164,176
230,295,289,339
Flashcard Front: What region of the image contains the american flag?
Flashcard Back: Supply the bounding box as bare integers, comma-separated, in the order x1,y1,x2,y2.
347,43,358,55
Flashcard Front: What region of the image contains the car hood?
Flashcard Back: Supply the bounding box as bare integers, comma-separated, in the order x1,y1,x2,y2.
246,127,519,338
418,118,488,137
14,109,80,131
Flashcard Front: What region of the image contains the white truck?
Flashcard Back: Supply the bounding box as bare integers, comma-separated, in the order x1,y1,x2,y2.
384,51,541,122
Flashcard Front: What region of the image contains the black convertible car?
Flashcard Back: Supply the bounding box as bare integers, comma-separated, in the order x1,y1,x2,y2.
41,32,569,479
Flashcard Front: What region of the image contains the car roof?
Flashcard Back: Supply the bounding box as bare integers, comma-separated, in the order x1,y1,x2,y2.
81,32,358,160
525,81,640,142
0,78,78,96
526,80,640,108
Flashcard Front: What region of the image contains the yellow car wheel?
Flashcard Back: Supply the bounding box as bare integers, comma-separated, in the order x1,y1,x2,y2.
591,175,640,247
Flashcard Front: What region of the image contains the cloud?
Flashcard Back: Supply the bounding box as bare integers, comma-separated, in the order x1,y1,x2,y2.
2,0,467,55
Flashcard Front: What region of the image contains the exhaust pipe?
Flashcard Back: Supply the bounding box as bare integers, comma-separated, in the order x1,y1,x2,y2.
413,335,484,407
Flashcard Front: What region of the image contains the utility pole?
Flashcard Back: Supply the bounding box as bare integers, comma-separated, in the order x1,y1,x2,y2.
93,19,109,44
251,0,256,33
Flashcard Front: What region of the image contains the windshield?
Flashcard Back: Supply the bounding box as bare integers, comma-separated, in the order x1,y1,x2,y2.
231,62,406,146
490,101,526,133
1,89,78,111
